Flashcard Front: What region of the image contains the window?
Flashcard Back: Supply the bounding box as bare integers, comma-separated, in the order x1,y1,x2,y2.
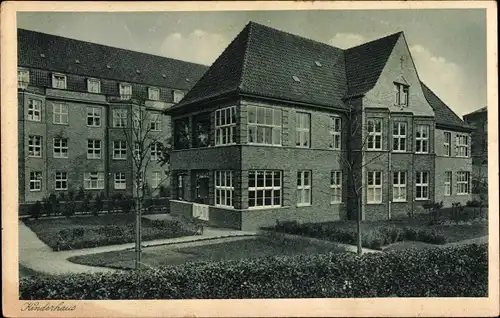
367,119,382,150
87,78,101,93
18,68,30,89
173,90,184,103
247,106,282,146
133,142,141,161
456,171,470,195
52,73,67,89
84,172,104,190
87,107,101,127
53,103,68,124
148,87,160,101
53,138,68,158
444,171,452,196
444,132,451,156
114,172,126,190
113,140,127,160
150,142,160,161
113,109,127,128
87,139,102,159
415,171,429,200
456,134,469,157
367,171,382,204
28,135,42,157
297,170,312,206
295,112,311,148
27,99,42,121
215,106,236,145
151,171,162,189
330,116,342,150
248,171,282,208
395,83,409,106
330,171,342,203
174,119,190,149
415,125,429,154
392,171,407,202
392,122,407,152
215,170,234,207
150,114,161,131
55,172,68,190
29,171,42,191
119,83,132,100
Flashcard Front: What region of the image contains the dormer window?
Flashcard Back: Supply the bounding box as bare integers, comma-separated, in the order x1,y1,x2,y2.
395,83,409,106
119,83,132,100
173,90,185,103
52,73,67,89
148,87,160,101
87,78,101,94
18,68,30,89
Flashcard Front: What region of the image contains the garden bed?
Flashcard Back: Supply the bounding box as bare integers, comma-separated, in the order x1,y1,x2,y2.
23,213,197,251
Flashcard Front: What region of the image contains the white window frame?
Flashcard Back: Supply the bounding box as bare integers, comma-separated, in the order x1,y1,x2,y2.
392,122,407,152
87,139,102,159
297,170,312,206
114,172,126,190
52,73,67,89
248,170,282,209
55,171,68,191
87,107,102,127
215,170,234,208
392,171,407,202
215,106,237,146
329,116,342,150
367,171,383,204
53,138,68,158
367,119,382,150
27,99,42,122
444,171,452,196
150,114,161,132
456,171,470,195
113,109,128,128
330,170,342,203
443,132,451,156
113,140,127,160
53,103,69,124
151,171,162,189
148,87,160,101
150,142,160,161
395,83,409,106
29,171,42,191
119,83,132,100
173,90,184,103
456,134,469,157
295,112,311,148
415,125,429,154
87,78,101,93
84,172,104,190
415,171,429,200
247,105,282,146
18,68,30,89
28,135,42,158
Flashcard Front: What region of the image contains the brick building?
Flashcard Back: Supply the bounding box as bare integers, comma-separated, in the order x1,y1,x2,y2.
167,22,475,230
463,107,488,199
17,29,208,203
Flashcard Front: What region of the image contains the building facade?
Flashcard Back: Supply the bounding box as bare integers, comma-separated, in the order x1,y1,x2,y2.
167,22,475,230
17,29,208,203
463,107,488,199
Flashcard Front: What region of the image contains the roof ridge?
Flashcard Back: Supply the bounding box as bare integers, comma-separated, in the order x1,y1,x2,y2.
237,22,253,91
345,31,403,51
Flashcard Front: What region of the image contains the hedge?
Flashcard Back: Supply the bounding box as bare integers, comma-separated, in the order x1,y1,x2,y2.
20,243,487,299
270,221,447,249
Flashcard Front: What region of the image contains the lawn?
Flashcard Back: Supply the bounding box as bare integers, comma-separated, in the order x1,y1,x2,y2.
68,236,349,270
23,213,197,251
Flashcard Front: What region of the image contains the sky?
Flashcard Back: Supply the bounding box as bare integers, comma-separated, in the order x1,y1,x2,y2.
17,9,487,117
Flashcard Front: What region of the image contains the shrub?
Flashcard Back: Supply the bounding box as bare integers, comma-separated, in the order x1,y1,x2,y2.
466,199,481,207
120,195,134,214
93,192,105,216
19,244,488,299
29,201,42,220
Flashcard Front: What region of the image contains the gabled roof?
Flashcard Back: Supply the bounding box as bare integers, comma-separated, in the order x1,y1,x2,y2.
420,82,474,131
464,106,487,117
175,22,347,110
18,28,208,91
344,32,402,97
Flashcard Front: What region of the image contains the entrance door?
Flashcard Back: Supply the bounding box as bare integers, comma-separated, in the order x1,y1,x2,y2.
194,171,210,204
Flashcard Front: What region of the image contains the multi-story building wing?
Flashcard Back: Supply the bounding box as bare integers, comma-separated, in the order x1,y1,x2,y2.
463,107,488,199
167,22,474,230
17,29,208,203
